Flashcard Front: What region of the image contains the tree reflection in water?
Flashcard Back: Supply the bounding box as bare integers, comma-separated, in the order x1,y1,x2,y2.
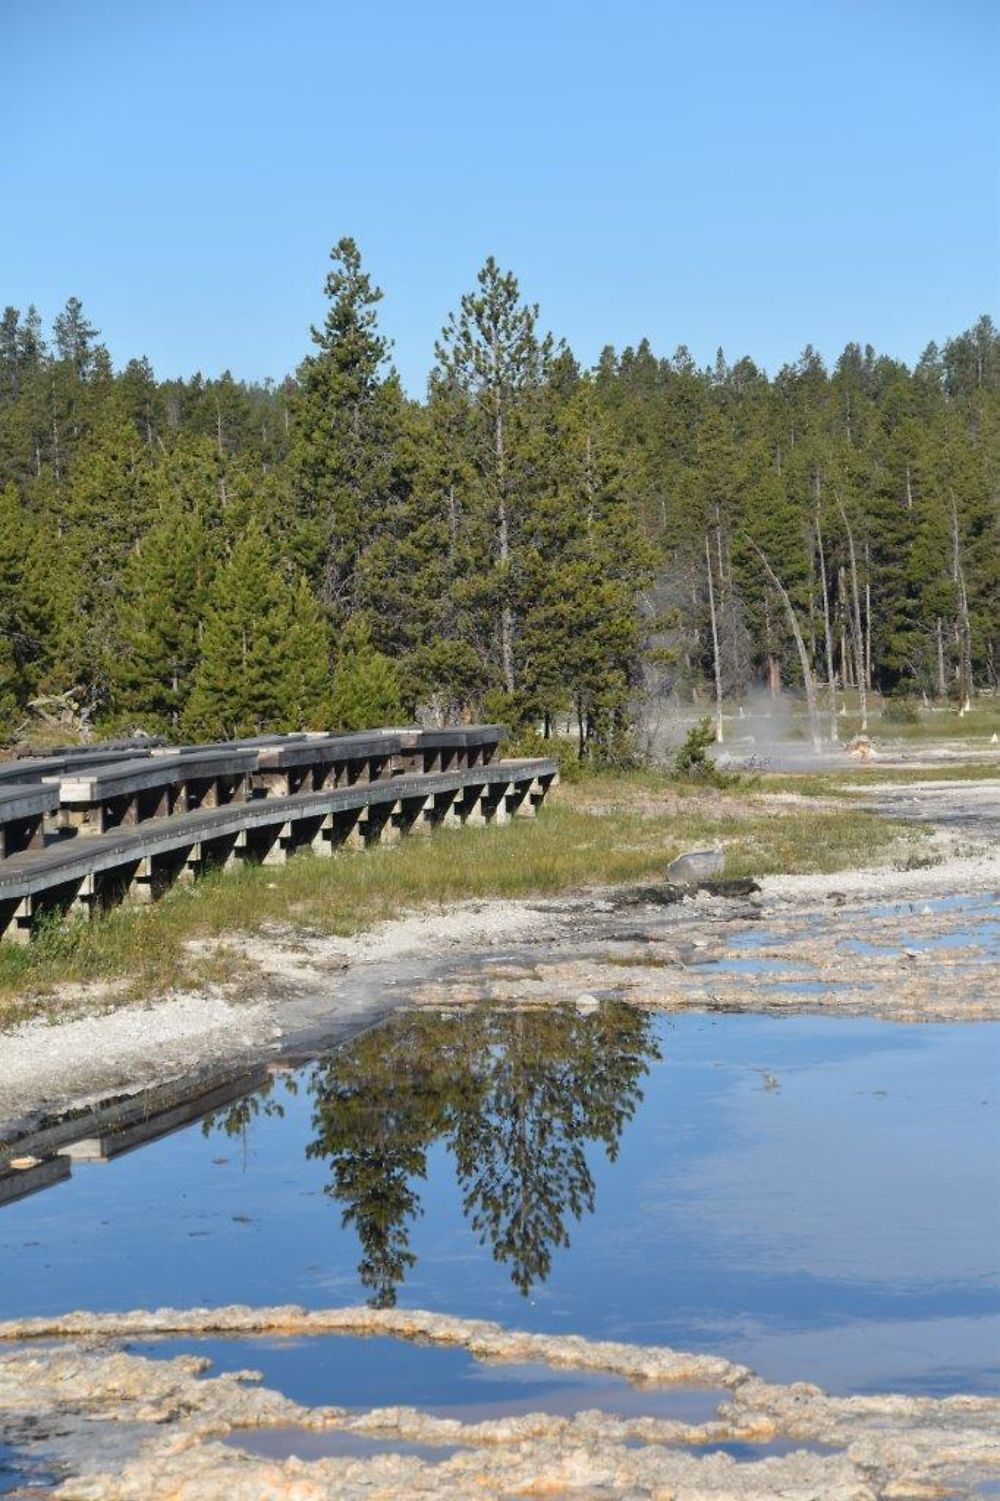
305,1002,660,1306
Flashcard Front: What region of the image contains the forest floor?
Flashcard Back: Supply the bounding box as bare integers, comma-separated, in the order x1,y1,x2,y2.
0,759,997,1132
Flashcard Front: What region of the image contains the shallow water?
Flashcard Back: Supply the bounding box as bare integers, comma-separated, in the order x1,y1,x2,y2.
126,1335,728,1421
1,1004,997,1400
223,1429,838,1463
0,1436,55,1493
225,1429,465,1463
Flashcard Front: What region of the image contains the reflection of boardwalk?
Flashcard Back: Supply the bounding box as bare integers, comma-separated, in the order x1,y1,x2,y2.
0,1064,271,1208
0,1153,70,1207
0,727,557,943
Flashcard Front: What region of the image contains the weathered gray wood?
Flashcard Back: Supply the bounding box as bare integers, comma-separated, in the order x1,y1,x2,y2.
0,758,557,941
0,747,154,788
56,750,258,805
0,784,59,860
0,785,60,822
54,751,258,837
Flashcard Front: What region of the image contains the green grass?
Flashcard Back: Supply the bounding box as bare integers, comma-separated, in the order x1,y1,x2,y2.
0,778,923,1026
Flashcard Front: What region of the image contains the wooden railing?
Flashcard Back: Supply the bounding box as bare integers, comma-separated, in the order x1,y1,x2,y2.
0,726,556,944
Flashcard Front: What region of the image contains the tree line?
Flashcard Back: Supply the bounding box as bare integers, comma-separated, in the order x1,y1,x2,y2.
0,243,997,754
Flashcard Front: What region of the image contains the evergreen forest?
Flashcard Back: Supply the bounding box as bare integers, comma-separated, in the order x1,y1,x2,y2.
1,240,997,756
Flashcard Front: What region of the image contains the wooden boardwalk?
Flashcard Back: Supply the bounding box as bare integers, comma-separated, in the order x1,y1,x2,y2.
0,727,557,943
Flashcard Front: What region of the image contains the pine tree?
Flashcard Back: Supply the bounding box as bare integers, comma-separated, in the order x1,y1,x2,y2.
52,296,100,379
329,616,401,731
519,383,654,754
46,400,155,700
108,500,213,731
290,238,396,608
0,484,50,733
434,258,553,710
183,522,329,738
283,575,333,730
355,385,483,719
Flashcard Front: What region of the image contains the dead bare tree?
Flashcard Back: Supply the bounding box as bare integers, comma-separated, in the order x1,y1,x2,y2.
835,493,868,732
705,532,724,743
950,494,973,712
863,542,873,693
814,475,838,742
745,538,823,752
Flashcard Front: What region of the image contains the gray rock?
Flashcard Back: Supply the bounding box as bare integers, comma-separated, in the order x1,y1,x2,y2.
667,847,724,885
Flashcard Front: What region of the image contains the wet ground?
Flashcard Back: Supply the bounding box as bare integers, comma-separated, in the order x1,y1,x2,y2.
412,886,1000,1023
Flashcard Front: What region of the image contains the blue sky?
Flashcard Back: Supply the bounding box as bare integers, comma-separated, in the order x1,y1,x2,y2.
3,0,997,393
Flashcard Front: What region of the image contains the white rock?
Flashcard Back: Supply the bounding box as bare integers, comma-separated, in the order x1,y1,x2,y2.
667,848,724,884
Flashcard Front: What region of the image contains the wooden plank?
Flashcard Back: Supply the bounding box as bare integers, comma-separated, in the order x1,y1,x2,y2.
0,785,59,823
56,749,258,804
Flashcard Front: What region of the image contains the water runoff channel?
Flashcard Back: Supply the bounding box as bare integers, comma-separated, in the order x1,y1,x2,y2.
0,935,998,1493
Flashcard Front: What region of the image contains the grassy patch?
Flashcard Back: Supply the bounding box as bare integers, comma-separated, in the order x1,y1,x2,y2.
757,761,1000,797
0,777,922,1026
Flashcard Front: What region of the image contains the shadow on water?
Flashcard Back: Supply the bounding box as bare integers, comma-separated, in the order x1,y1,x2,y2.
206,1003,660,1307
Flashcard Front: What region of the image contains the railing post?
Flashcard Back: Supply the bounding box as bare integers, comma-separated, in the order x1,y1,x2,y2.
261,823,291,866
375,801,403,845
311,814,334,857
338,807,366,849
413,795,435,835
462,788,487,826
177,842,203,886
509,779,536,818
223,830,248,871
68,871,98,917
437,792,461,827
0,897,33,945
127,856,155,903
488,784,512,825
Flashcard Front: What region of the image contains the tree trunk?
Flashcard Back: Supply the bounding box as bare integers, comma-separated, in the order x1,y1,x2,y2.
835,495,868,731
494,391,515,696
863,542,873,691
746,539,823,751
936,616,947,699
763,594,780,697
705,532,724,743
950,496,973,712
814,485,838,742
840,616,849,691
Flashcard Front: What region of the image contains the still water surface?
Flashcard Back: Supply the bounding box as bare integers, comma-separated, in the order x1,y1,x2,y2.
1,1005,997,1397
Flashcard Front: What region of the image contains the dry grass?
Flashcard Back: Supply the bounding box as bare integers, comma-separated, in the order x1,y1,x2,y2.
756,761,1000,796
